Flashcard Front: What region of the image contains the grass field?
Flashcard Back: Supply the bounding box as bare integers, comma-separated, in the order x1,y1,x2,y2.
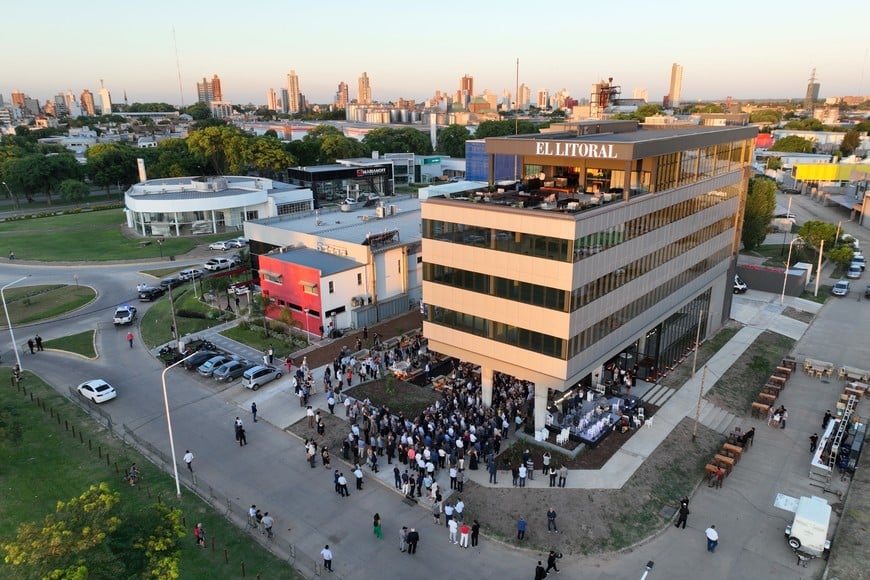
141,287,229,348
0,210,229,261
0,284,96,327
220,322,307,360
42,329,97,358
0,368,304,579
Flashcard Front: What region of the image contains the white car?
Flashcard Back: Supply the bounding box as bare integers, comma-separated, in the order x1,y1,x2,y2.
204,258,233,271
77,379,117,403
113,305,137,325
832,280,850,296
179,268,204,280
241,365,282,390
209,241,232,251
846,265,862,279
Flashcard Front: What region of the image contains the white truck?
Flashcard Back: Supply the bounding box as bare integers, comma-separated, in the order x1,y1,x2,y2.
113,305,137,325
782,495,832,559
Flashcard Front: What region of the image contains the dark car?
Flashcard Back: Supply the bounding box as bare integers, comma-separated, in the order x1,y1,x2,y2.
159,277,184,290
138,286,165,301
213,360,252,382
198,355,231,377
865,285,870,298
183,350,218,370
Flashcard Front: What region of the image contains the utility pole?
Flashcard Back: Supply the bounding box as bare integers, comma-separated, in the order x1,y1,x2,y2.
692,365,708,441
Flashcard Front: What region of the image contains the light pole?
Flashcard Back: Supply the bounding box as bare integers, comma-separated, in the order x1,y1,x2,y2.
161,351,200,498
303,308,310,345
780,235,804,304
1,181,19,210
2,275,31,373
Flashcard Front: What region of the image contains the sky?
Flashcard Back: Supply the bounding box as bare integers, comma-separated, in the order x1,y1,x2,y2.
2,0,868,109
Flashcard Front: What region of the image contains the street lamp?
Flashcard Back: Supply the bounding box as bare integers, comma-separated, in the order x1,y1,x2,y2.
161,351,200,498
780,235,804,304
1,181,19,210
303,308,310,345
2,275,31,373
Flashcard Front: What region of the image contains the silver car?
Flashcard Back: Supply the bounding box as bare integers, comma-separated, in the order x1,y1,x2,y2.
832,280,850,296
241,365,282,390
197,355,231,377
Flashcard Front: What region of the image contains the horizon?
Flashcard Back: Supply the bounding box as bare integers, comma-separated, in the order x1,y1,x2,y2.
2,0,868,108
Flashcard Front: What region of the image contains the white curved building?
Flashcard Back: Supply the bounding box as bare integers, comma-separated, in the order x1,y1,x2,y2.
124,176,314,237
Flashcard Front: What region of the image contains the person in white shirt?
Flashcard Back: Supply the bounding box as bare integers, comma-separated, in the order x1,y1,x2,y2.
705,525,719,552
261,512,274,538
518,464,527,487
320,545,333,571
183,450,194,472
448,518,458,544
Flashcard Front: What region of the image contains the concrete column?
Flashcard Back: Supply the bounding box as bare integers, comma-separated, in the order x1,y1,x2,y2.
481,366,493,407
533,387,549,433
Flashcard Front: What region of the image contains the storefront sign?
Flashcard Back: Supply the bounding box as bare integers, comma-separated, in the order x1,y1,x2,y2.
422,157,441,164
534,141,618,159
356,167,388,177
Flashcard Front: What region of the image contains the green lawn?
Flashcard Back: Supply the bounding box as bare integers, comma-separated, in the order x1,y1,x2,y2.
220,321,307,360
0,210,232,261
140,265,188,278
0,368,304,579
141,287,231,348
0,285,96,327
42,329,97,358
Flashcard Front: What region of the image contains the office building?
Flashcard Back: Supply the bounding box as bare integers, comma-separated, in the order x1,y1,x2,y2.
537,89,549,109
805,69,820,113
668,63,683,108
11,90,25,108
266,88,278,111
358,72,372,105
196,75,221,104
421,121,756,432
335,81,348,110
287,70,301,113
80,89,95,116
280,88,290,114
211,74,222,102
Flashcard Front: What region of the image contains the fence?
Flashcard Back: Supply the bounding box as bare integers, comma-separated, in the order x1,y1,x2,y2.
9,375,328,578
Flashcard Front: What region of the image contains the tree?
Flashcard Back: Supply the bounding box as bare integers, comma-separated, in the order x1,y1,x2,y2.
184,102,211,120
784,118,824,131
474,120,539,138
187,125,253,175
797,220,838,251
58,179,91,203
133,504,186,580
250,136,295,178
2,152,81,205
741,177,777,251
320,133,367,163
85,143,138,193
827,245,855,268
691,104,725,114
765,157,782,170
141,138,204,178
770,135,814,153
839,129,861,157
436,125,471,158
749,110,782,124
362,127,433,155
632,104,663,121
2,483,121,578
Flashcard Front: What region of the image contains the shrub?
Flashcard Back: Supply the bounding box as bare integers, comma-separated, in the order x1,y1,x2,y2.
176,309,206,319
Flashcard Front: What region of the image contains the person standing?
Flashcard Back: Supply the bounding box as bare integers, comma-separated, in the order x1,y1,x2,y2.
35,335,43,351
354,465,364,490
307,406,315,428
780,407,788,429
459,522,470,548
470,519,480,547
542,451,551,475
183,450,194,473
262,350,269,366
27,338,35,354
455,498,464,523
373,513,383,539
809,433,819,452
261,512,274,538
234,417,243,441
822,410,833,429
675,497,690,529
448,518,458,544
488,457,498,484
517,516,527,540
705,525,719,552
399,526,408,552
238,426,247,446
548,465,557,487
534,561,547,580
545,550,561,574
337,473,349,497
406,528,419,554
518,463,527,487
547,507,558,532
8,250,14,260
432,497,442,525
268,345,274,364
320,545,333,572
251,401,258,423
444,502,454,527
126,332,134,348
194,523,205,547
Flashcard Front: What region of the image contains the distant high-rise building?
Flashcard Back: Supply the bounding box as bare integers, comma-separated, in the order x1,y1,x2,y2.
80,89,95,116
11,90,25,108
537,89,549,109
53,93,67,116
65,91,82,118
98,82,112,114
335,81,348,109
280,88,289,114
286,70,301,113
459,75,473,108
805,68,820,113
44,99,56,117
196,76,220,104
668,63,683,108
518,84,531,109
211,74,222,102
633,87,649,102
358,72,371,104
266,88,278,111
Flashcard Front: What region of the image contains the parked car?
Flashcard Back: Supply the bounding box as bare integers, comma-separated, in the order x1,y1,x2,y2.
213,360,252,382
197,355,231,377
183,350,218,370
229,280,255,295
209,241,232,251
733,274,748,294
832,280,850,296
241,365,282,390
851,255,865,271
77,379,117,403
138,286,165,301
865,285,870,298
113,305,137,324
847,265,862,279
159,277,183,290
204,257,233,271
226,239,245,248
179,268,204,281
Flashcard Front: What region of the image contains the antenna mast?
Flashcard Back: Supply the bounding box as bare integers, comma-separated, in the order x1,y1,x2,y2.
173,27,185,108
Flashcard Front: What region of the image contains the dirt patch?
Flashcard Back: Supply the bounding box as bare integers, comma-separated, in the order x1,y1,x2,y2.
344,377,443,418
780,306,815,324
461,418,723,555
705,330,795,415
660,322,742,389
826,451,870,580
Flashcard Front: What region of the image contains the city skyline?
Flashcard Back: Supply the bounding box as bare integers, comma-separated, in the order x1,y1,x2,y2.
1,0,867,109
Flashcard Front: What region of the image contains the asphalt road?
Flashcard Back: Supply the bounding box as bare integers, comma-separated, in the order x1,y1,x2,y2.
4,196,869,579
